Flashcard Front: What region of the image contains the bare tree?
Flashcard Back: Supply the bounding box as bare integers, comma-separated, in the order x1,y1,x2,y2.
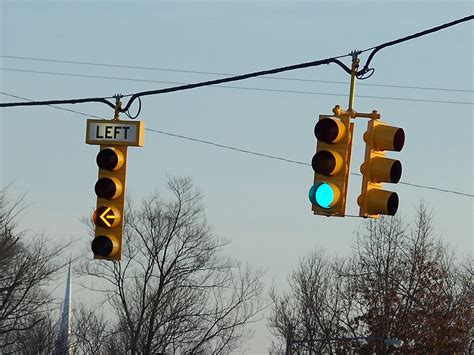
71,303,113,355
0,190,67,352
80,177,264,354
460,257,474,353
268,204,471,354
352,205,471,354
268,251,353,354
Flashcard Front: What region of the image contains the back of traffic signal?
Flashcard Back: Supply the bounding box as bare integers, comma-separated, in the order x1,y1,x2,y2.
309,107,405,218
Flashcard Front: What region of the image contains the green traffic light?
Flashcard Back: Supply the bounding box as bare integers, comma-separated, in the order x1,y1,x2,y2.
309,182,335,209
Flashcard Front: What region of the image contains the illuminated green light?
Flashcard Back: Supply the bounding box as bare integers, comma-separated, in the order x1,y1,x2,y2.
309,183,335,209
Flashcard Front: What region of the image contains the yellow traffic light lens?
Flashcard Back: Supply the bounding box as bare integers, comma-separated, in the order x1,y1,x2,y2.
91,235,119,257
97,147,125,171
312,150,343,176
314,118,346,144
95,177,123,199
92,206,121,228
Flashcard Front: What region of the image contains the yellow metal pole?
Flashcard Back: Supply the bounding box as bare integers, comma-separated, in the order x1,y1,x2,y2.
348,52,359,114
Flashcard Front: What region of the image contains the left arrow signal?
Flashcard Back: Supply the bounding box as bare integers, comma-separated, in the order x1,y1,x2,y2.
100,207,118,227
93,206,121,229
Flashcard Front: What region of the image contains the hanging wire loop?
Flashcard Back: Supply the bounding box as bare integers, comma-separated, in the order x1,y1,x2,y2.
125,96,142,120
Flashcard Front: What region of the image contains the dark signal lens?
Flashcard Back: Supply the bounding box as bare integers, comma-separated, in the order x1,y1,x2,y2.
97,148,124,171
95,177,118,199
91,236,114,257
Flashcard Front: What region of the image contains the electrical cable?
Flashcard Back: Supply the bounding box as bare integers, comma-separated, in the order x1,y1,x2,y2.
146,128,474,198
1,55,471,93
0,54,351,110
357,15,474,77
2,67,472,105
2,91,472,199
118,56,352,113
125,97,141,120
0,92,105,119
0,15,472,112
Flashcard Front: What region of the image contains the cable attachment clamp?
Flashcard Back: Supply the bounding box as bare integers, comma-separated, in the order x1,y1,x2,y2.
113,94,123,121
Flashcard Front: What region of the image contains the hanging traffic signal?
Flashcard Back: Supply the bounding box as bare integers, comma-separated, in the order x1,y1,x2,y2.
86,118,144,261
358,118,405,218
91,146,128,260
309,111,354,216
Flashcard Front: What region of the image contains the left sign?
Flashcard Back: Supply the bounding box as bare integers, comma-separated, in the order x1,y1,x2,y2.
86,119,144,146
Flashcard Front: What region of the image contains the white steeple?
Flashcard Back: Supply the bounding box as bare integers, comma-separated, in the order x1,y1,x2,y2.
56,258,72,354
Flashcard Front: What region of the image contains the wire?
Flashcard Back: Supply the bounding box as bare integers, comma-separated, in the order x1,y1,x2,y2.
1,55,472,93
0,92,105,119
2,68,472,106
357,15,474,77
118,56,352,113
146,128,474,198
2,91,472,198
0,88,117,110
125,97,141,120
0,15,472,112
145,128,309,166
0,54,351,110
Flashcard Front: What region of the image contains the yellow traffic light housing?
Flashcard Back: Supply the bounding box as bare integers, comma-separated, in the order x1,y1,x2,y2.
92,146,128,260
358,118,405,218
86,116,144,261
309,110,354,216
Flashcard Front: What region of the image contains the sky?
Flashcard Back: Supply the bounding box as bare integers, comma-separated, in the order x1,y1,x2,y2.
1,1,473,353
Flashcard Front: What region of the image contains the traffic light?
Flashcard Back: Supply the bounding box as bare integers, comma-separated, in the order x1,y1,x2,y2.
358,118,405,218
309,112,354,216
91,145,128,260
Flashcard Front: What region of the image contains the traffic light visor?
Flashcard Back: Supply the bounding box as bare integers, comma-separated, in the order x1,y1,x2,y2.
370,125,405,152
358,189,399,216
309,182,340,209
361,157,402,183
314,118,346,144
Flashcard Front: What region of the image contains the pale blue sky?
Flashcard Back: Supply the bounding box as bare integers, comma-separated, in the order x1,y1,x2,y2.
1,1,473,353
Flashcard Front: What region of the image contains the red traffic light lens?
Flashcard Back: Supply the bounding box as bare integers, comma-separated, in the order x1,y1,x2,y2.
97,147,124,171
314,118,345,144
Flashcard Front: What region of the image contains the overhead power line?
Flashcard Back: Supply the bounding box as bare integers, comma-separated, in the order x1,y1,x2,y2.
0,54,350,111
2,67,472,106
0,15,472,112
1,92,472,199
1,55,471,93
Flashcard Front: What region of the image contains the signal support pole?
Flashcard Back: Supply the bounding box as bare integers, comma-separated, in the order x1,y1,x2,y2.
348,50,360,114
